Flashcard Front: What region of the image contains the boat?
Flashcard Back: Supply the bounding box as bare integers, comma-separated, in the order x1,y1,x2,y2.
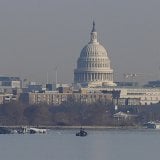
17,126,47,134
144,121,160,129
76,127,87,137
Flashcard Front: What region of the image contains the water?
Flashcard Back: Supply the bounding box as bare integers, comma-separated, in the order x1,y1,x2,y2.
0,129,160,160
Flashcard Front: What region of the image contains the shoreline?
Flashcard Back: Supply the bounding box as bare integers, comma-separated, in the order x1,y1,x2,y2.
0,125,144,130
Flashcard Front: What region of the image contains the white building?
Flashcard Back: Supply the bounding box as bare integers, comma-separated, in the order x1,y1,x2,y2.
118,87,160,105
82,87,160,105
74,22,116,87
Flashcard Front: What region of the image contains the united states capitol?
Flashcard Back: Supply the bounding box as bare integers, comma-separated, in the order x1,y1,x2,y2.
0,22,160,106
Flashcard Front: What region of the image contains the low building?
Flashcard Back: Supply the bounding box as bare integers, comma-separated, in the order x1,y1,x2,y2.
19,92,112,105
24,84,43,93
80,87,160,105
0,94,18,104
118,87,160,105
0,76,21,93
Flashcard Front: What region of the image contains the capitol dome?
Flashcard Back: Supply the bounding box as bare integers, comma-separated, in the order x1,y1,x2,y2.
80,43,108,57
74,22,116,87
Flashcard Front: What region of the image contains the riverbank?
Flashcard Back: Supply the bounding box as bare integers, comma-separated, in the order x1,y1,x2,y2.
0,125,144,130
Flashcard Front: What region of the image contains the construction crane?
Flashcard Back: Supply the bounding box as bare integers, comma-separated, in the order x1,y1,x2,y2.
123,73,144,79
123,73,144,86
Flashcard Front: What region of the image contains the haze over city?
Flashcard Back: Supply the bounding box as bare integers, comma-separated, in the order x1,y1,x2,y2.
0,0,160,83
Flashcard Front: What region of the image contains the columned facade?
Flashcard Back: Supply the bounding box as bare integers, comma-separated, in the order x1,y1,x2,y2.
74,72,113,82
74,22,116,87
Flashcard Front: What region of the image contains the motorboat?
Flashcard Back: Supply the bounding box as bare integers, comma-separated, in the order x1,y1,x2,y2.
76,128,87,137
144,121,160,129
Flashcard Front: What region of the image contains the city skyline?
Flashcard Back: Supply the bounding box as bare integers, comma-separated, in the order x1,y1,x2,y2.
0,0,160,83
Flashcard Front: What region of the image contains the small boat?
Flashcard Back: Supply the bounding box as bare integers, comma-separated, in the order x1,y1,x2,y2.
76,127,87,137
144,121,160,129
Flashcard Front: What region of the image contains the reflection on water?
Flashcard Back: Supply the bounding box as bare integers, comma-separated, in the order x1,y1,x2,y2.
0,129,160,160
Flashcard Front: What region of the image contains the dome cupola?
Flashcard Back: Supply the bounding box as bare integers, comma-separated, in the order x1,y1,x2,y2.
74,22,116,87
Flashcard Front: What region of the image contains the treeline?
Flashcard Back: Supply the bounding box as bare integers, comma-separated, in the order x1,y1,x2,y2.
0,100,114,126
0,100,160,126
120,103,160,123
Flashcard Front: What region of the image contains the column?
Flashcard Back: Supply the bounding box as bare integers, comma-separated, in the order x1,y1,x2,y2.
109,73,111,81
89,73,91,81
84,73,87,81
87,73,89,82
103,73,105,80
93,73,95,81
108,73,110,81
88,73,90,81
107,73,109,80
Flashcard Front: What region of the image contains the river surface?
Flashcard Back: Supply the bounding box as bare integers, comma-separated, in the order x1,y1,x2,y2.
0,129,160,160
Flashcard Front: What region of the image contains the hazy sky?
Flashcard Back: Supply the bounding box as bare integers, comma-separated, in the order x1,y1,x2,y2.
0,0,160,84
